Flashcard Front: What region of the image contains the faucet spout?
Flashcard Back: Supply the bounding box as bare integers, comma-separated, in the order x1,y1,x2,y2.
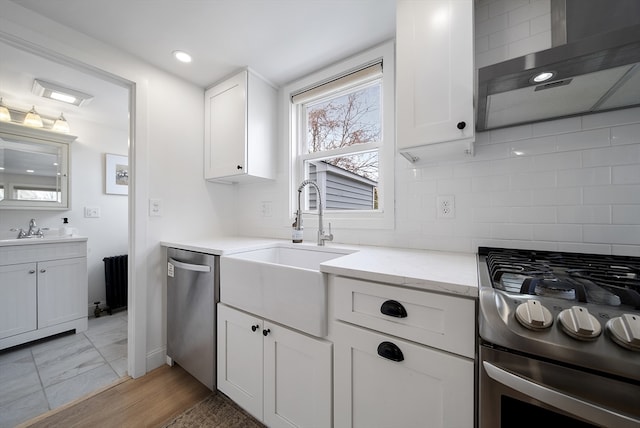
296,180,333,246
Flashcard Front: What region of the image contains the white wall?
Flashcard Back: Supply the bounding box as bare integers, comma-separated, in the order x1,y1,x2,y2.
0,1,236,376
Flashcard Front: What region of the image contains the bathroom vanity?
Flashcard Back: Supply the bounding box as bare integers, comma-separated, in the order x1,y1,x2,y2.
0,237,88,350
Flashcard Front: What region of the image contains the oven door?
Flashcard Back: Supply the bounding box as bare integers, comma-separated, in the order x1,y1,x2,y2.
479,345,640,428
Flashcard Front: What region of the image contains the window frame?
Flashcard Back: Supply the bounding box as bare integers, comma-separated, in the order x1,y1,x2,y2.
286,41,395,230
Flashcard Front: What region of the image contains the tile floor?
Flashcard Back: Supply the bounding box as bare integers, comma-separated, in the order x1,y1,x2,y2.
0,311,127,428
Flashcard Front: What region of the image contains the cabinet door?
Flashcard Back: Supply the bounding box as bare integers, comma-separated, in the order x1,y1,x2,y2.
334,322,474,428
37,257,87,329
0,263,37,340
217,304,264,421
396,0,474,149
263,322,332,428
204,71,247,179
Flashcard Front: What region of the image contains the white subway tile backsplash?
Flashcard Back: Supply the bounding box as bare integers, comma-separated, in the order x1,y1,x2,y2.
557,167,610,187
476,45,510,68
475,35,489,54
475,4,489,23
532,117,581,137
490,124,533,143
531,151,581,171
508,0,550,26
473,238,559,251
476,13,509,38
475,207,511,223
612,206,640,225
511,206,556,223
489,21,530,49
533,224,582,242
584,185,640,205
488,0,529,18
584,225,640,245
555,128,610,152
532,188,582,206
507,30,551,58
557,206,611,224
436,177,472,194
530,13,551,35
509,135,558,156
510,171,556,189
583,145,640,167
491,156,534,175
612,165,640,184
473,175,510,192
492,189,532,206
611,123,640,146
491,223,533,240
611,245,640,257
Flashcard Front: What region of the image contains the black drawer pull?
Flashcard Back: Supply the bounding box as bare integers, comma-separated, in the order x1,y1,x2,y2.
377,341,404,362
380,300,407,318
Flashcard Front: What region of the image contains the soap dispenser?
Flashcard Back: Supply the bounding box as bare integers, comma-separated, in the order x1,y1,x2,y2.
60,217,72,236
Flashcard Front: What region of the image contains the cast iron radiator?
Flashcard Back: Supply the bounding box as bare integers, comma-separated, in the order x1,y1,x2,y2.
103,254,128,314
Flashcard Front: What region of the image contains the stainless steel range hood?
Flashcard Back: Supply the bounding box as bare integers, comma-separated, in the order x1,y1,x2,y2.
476,0,640,131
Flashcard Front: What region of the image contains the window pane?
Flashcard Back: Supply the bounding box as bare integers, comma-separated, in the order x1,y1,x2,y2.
305,83,381,154
305,150,379,211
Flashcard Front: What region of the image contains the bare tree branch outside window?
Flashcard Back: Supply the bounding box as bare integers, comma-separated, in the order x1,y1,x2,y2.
306,85,381,182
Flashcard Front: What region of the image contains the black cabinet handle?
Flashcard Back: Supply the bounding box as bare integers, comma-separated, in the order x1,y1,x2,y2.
377,341,404,362
457,121,466,130
251,324,259,332
263,328,271,336
380,300,407,318
237,165,243,170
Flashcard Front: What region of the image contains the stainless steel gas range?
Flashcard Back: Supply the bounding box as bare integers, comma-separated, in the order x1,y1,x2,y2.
477,247,640,428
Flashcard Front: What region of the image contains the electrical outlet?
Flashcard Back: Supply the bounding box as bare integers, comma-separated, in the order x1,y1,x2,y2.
84,206,101,218
260,201,273,217
437,195,455,219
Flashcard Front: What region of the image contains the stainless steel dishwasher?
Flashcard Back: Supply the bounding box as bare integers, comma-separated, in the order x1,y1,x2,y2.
166,248,218,390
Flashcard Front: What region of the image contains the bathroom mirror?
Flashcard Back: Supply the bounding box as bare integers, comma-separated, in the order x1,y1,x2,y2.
0,121,76,210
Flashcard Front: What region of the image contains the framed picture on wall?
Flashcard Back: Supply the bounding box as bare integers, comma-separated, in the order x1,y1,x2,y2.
105,153,129,195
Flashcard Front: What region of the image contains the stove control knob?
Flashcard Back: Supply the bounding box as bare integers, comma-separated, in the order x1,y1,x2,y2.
558,306,602,340
606,314,640,351
515,300,553,330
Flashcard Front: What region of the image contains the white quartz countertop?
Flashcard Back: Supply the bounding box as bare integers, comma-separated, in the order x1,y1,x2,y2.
0,236,88,247
161,237,478,298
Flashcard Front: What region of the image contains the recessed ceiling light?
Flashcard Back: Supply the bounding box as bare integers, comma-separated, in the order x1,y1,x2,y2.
32,79,93,106
531,71,556,84
173,50,192,63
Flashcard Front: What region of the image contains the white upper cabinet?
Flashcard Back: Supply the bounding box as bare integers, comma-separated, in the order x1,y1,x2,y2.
396,0,475,164
204,69,276,183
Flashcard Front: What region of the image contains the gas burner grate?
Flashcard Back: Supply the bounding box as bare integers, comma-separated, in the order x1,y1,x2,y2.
481,247,640,309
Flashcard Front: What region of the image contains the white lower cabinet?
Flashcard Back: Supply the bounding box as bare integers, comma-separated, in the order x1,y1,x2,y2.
333,321,474,428
217,303,332,428
331,275,475,428
0,240,88,350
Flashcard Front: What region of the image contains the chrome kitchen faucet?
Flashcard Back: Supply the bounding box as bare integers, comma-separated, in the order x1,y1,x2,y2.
296,180,333,246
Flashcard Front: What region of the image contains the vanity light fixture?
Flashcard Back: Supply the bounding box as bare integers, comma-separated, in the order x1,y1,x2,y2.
32,79,93,106
0,97,11,122
23,106,44,128
530,71,556,84
173,50,192,63
52,113,70,133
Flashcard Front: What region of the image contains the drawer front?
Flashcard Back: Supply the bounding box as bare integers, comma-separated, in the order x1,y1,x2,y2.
333,276,475,358
0,241,87,265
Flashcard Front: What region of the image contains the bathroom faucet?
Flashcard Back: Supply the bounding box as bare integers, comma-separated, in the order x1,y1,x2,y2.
11,219,45,238
296,179,333,246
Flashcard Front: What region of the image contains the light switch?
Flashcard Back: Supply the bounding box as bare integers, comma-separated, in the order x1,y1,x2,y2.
84,206,101,218
149,198,162,217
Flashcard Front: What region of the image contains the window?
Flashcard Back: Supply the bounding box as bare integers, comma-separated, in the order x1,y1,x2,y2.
288,42,395,229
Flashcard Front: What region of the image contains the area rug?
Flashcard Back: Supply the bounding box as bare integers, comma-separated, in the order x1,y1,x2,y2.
162,392,265,428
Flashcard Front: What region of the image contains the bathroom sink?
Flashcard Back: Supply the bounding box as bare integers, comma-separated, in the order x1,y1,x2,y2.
220,244,355,337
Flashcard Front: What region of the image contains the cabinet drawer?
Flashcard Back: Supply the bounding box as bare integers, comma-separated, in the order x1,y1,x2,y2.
333,276,475,358
0,241,87,265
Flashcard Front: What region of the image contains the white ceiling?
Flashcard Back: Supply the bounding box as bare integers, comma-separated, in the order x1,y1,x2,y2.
11,0,396,89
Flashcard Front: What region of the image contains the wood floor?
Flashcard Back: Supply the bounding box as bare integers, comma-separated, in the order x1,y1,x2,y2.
19,364,211,428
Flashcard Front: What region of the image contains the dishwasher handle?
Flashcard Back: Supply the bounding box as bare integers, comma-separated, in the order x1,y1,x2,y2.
168,257,211,273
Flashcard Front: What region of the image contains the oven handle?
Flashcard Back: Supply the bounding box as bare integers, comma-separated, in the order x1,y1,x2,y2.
483,361,639,428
